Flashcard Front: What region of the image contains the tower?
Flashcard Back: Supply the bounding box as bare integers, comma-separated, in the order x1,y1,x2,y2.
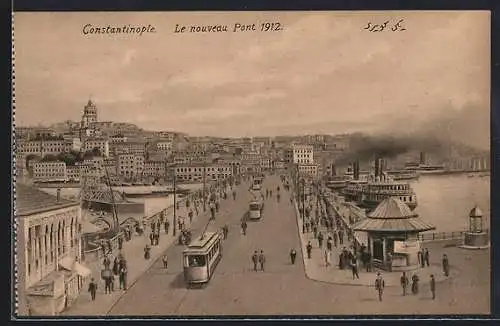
81,99,98,129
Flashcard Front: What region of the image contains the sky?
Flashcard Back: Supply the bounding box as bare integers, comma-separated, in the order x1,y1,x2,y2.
13,11,490,148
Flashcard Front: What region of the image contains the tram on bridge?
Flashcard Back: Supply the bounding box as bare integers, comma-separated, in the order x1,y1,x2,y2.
182,225,223,287
248,199,264,220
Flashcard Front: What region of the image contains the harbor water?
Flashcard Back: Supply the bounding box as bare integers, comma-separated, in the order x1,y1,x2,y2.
411,173,490,233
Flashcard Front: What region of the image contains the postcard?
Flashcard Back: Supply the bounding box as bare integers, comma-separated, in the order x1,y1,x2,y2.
12,11,491,317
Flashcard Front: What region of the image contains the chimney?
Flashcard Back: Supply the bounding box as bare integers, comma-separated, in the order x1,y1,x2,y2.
420,152,426,165
56,188,61,202
354,159,360,180
374,158,380,178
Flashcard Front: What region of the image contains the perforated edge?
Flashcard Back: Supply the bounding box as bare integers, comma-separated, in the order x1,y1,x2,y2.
11,11,18,318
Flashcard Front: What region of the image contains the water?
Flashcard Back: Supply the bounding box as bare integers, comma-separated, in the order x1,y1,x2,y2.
412,173,490,233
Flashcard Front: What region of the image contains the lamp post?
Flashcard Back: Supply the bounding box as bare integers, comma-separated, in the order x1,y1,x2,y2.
172,164,177,237
203,161,207,212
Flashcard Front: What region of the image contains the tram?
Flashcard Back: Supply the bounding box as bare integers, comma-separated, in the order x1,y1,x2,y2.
248,199,264,220
182,230,223,286
252,177,263,191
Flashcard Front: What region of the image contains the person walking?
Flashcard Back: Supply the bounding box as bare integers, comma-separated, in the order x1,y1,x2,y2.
223,224,229,240
430,274,436,300
400,272,409,296
104,276,112,294
241,220,248,236
119,265,128,290
442,253,450,277
327,236,333,252
164,219,170,235
290,248,297,265
333,230,338,248
88,278,97,301
306,241,313,259
324,249,331,268
411,274,420,295
258,250,266,271
424,248,430,267
375,272,385,302
317,232,324,249
251,251,259,271
162,255,168,269
351,257,359,279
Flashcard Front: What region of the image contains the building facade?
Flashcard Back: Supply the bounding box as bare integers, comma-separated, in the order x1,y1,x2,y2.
82,138,110,157
16,184,90,316
33,162,67,182
173,164,232,182
292,144,314,164
116,153,145,178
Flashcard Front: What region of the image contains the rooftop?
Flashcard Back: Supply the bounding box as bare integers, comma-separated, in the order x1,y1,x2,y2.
16,183,79,217
351,197,436,233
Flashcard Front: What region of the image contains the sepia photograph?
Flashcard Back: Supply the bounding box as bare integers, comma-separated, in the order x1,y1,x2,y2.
12,11,490,317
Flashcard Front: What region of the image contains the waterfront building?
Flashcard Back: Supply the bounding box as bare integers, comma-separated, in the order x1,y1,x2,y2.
116,153,145,178
82,138,110,157
298,163,319,178
173,163,232,182
16,184,90,316
33,162,67,182
65,166,80,182
144,160,166,178
352,197,435,272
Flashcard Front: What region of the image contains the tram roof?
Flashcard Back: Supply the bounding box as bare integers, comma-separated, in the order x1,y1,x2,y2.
184,231,220,252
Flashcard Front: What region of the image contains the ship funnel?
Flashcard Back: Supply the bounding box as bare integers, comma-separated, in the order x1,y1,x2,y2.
420,152,426,165
354,159,360,180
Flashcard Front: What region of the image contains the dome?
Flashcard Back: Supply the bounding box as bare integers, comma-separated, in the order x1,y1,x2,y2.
367,197,418,219
469,206,483,217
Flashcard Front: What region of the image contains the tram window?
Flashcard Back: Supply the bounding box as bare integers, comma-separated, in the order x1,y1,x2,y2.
188,255,206,267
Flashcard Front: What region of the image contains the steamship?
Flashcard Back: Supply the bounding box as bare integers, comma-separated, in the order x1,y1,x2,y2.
385,169,420,181
342,159,418,211
404,152,445,175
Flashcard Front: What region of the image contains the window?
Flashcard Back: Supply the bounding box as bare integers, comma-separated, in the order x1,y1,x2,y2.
188,255,206,267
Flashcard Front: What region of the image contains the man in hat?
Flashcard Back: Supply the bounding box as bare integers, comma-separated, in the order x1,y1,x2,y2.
375,272,385,302
430,274,436,300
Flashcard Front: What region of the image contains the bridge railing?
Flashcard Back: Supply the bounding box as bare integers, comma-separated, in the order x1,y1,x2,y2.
417,229,489,242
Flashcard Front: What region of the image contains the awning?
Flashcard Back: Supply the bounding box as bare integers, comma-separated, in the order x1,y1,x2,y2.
58,256,75,271
74,262,92,278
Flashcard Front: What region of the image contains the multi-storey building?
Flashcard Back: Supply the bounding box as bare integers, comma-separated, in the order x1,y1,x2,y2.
116,153,145,178
298,163,319,178
17,138,79,158
82,138,110,157
66,166,81,182
33,162,67,182
143,160,166,178
112,140,147,156
16,184,90,316
109,134,128,144
173,164,232,183
260,157,271,170
156,140,173,152
292,144,314,164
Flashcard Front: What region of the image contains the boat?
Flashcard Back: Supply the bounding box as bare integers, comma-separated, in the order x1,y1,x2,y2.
342,158,418,211
385,169,420,181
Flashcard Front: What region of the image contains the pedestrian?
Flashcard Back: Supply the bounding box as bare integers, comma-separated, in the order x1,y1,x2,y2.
188,209,193,223
112,257,119,276
119,266,128,290
290,248,297,265
252,251,258,271
118,236,123,250
411,274,420,295
442,253,450,277
351,257,359,279
418,249,424,268
110,273,115,292
424,248,430,267
333,231,338,247
258,250,266,271
338,229,344,245
317,232,324,249
161,255,168,270
302,222,306,234
104,276,112,294
430,274,436,300
327,236,333,251
375,272,385,301
241,220,248,236
400,272,409,296
223,224,229,239
306,241,313,259
103,256,111,270
88,278,97,301
324,249,331,268
313,225,318,239
149,232,154,246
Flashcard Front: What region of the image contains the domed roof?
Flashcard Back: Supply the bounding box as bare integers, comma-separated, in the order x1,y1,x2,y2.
368,197,418,219
469,206,483,217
